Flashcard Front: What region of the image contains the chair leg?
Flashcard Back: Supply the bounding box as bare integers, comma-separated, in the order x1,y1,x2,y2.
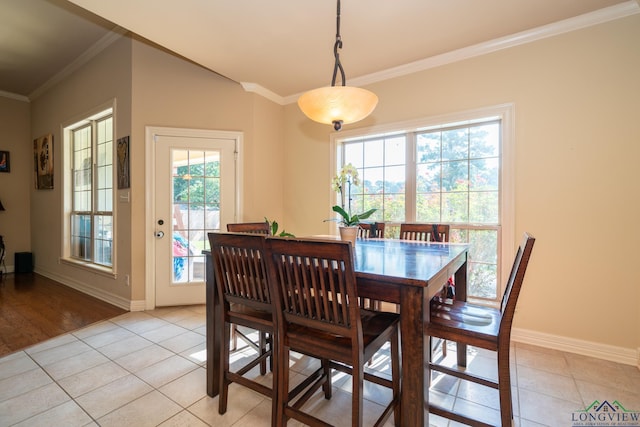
391,329,401,427
497,347,514,426
352,360,364,426
268,333,273,373
275,345,290,427
259,331,267,375
269,332,279,427
431,336,447,359
219,321,231,414
322,358,332,399
230,324,237,351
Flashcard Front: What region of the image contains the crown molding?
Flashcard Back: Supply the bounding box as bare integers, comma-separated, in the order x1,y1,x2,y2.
276,1,640,105
351,0,640,91
0,90,30,103
240,82,285,105
28,27,128,101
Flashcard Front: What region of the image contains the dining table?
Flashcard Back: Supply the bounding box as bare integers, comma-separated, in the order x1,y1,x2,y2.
205,237,469,426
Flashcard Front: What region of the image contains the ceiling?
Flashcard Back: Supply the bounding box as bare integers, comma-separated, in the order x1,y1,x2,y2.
1,0,637,102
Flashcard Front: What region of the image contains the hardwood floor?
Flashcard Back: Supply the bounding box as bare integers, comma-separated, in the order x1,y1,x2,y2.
0,272,127,358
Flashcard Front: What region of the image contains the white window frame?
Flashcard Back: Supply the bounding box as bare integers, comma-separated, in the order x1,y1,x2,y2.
61,101,117,276
330,104,515,303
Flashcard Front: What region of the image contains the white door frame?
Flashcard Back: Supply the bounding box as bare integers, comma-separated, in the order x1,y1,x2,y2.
145,126,243,310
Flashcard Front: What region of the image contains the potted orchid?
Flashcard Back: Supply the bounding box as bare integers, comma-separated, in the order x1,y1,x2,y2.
329,163,376,244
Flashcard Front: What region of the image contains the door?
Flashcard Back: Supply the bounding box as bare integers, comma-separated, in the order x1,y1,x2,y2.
153,131,237,306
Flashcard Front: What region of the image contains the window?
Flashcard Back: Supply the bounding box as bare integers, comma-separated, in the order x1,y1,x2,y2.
333,106,513,302
64,108,114,270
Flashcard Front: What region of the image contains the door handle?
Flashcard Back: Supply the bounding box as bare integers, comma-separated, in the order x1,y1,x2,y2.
155,231,165,238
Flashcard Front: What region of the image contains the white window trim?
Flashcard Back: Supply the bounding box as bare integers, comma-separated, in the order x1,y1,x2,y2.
330,103,515,299
61,99,117,277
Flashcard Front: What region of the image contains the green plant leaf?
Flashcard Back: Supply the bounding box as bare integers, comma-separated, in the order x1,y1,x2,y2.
331,205,376,226
354,208,376,221
265,217,295,237
332,205,350,221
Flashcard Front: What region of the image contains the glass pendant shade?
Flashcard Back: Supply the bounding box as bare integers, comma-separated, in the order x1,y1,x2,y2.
298,86,378,128
297,0,378,131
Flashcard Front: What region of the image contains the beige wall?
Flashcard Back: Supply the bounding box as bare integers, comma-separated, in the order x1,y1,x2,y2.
0,97,31,267
28,35,133,303
129,36,285,302
283,15,640,353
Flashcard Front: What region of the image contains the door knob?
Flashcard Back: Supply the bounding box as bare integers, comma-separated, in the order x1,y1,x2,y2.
155,231,165,238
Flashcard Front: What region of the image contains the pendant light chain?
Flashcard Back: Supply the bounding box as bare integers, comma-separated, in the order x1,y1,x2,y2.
297,0,378,130
331,0,346,87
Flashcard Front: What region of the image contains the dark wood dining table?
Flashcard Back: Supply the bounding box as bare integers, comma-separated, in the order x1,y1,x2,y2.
205,237,469,427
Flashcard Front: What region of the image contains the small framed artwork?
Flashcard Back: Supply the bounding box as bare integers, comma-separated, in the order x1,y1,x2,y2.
0,151,9,173
34,134,54,189
117,136,130,189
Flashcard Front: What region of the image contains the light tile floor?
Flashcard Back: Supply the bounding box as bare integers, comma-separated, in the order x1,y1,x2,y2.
1,305,638,426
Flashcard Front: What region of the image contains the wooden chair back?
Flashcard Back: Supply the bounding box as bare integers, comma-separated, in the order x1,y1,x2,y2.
265,237,361,343
208,232,271,312
498,232,536,336
216,225,270,353
399,223,450,242
357,222,385,239
265,236,400,426
226,221,270,235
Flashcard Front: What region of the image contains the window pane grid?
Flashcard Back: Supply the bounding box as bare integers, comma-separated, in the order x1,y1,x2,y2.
343,136,407,223
172,150,220,283
70,112,113,268
339,117,501,301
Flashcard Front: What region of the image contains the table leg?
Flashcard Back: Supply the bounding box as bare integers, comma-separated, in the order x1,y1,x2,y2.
205,253,221,397
399,286,426,427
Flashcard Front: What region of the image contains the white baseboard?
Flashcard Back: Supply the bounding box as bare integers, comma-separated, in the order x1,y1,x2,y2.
512,327,639,367
34,268,132,311
129,300,147,312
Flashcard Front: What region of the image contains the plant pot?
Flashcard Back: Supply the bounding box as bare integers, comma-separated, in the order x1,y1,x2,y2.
339,226,358,247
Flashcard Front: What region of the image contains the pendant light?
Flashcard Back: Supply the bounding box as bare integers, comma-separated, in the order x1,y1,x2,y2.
298,0,378,131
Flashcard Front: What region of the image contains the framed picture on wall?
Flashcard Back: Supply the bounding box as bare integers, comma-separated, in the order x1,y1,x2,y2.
0,151,9,173
34,134,54,189
117,136,130,189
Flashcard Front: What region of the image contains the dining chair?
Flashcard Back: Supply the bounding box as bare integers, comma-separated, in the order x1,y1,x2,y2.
399,222,449,242
265,237,401,427
357,222,386,239
226,221,271,235
207,232,277,421
426,233,535,427
225,221,271,351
